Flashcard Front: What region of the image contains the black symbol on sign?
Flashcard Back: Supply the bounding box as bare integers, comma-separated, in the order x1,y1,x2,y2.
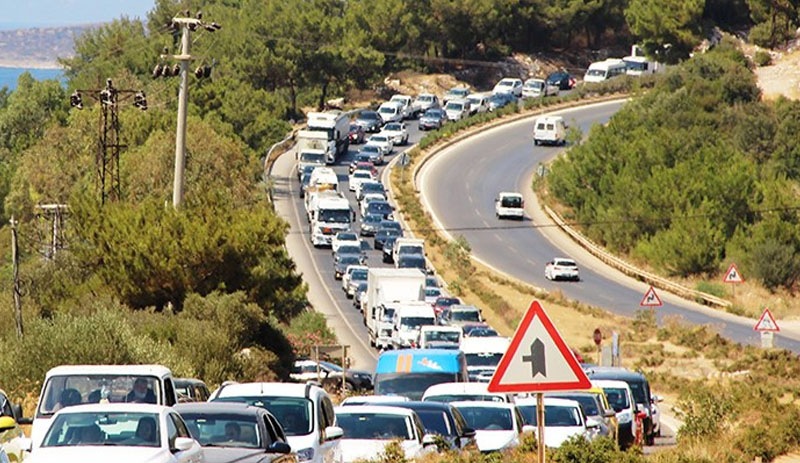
522,339,546,378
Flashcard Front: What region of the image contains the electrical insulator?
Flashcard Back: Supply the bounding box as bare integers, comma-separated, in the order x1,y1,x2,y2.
152,64,163,78
133,92,148,111
99,89,113,106
203,65,212,78
172,64,181,76
194,66,204,79
69,91,83,109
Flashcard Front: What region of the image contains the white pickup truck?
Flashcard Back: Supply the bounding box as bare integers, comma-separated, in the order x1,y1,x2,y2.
391,301,437,349
389,94,421,120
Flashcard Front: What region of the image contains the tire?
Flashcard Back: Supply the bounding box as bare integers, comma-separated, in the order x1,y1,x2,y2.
534,139,540,146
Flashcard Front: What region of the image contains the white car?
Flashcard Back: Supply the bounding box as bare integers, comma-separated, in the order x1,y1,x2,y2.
358,144,384,166
450,401,533,452
377,101,404,124
522,78,559,98
515,397,599,448
348,170,373,192
590,379,638,449
341,265,368,296
495,192,524,220
380,122,409,146
366,134,394,156
332,231,360,254
444,98,470,122
333,405,436,463
27,403,202,463
360,194,387,216
492,78,523,97
339,396,410,406
466,94,490,115
210,382,344,463
422,382,512,403
424,286,442,305
544,257,580,281
413,93,440,112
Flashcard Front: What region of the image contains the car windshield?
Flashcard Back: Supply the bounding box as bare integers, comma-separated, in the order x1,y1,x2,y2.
181,413,262,448
414,410,454,436
41,411,161,448
351,269,368,281
355,154,372,163
501,196,522,208
379,221,401,231
213,396,313,436
398,257,425,269
362,183,385,194
363,214,383,225
352,171,372,179
436,298,460,307
400,317,435,330
370,135,389,143
337,233,358,242
38,375,161,416
452,310,481,322
337,412,411,440
626,381,648,405
465,353,504,368
446,102,464,111
554,260,577,267
400,245,424,256
379,107,397,115
337,256,362,267
367,203,392,214
549,395,599,416
457,406,512,431
525,81,544,89
586,69,606,77
449,89,469,97
337,245,361,255
381,307,396,322
466,328,498,337
318,209,351,223
424,109,444,118
425,288,441,298
361,146,379,154
601,387,630,411
375,372,458,400
377,229,402,238
518,405,581,427
384,123,402,131
299,152,326,163
424,331,461,343
359,112,379,121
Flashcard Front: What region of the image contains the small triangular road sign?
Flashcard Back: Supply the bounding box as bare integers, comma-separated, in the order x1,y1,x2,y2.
487,300,591,393
723,263,744,283
754,308,780,332
640,286,663,307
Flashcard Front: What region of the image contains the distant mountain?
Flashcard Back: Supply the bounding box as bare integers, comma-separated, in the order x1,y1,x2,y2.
0,25,94,68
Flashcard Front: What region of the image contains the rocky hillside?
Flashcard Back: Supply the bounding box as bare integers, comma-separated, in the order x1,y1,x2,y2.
0,26,92,68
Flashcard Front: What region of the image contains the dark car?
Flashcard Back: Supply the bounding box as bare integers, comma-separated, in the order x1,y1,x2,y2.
299,172,312,198
586,366,656,446
353,281,369,309
175,378,210,403
365,401,477,452
291,359,373,391
349,123,365,144
374,228,402,250
546,70,576,90
364,200,394,220
359,213,384,237
382,236,399,263
487,92,516,111
357,181,386,201
333,254,366,280
397,254,427,273
462,326,499,338
175,402,293,463
377,220,402,232
297,163,316,182
419,108,447,131
355,110,383,133
349,154,374,174
433,296,461,316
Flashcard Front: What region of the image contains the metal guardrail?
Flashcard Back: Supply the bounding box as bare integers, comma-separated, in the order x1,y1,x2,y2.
543,205,732,308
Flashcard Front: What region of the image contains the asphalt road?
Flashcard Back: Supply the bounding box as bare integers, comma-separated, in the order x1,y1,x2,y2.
417,100,800,352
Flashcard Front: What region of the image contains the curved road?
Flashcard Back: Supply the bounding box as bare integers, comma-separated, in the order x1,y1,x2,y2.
418,100,800,352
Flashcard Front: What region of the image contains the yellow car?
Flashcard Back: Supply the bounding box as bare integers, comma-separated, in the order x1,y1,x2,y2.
0,389,28,461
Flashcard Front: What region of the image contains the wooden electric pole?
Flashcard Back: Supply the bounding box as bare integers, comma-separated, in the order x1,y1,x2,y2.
10,216,23,338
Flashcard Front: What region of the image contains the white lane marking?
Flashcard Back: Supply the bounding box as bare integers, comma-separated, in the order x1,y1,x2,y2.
286,168,376,360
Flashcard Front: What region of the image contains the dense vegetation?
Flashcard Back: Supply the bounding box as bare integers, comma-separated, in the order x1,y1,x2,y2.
547,39,800,290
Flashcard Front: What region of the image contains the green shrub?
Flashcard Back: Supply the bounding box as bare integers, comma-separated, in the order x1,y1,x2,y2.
694,281,726,299
753,50,772,67
550,435,643,463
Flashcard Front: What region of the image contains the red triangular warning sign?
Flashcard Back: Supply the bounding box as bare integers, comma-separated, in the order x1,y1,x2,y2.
754,308,779,332
640,286,663,307
723,263,744,283
487,300,590,393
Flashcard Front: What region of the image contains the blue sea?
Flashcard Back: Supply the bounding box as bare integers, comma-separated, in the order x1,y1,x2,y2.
0,67,64,91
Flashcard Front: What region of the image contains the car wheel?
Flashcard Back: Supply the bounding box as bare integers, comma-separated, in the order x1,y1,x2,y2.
534,139,540,146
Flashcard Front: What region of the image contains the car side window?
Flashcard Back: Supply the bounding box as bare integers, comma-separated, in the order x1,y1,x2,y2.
265,412,287,443
0,394,12,417
452,408,466,435
166,413,179,448
259,412,277,446
170,412,192,438
321,396,335,428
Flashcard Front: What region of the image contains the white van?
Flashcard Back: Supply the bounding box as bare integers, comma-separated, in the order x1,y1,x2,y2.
308,166,339,191
591,379,638,450
495,192,524,220
533,116,567,146
422,382,512,403
377,101,404,124
466,94,490,115
444,98,470,122
30,364,179,450
459,336,511,382
583,58,627,83
417,325,462,349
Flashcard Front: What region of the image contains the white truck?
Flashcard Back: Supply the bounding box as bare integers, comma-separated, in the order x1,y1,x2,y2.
365,268,426,350
306,111,350,164
295,131,329,179
389,94,421,119
392,238,425,266
390,301,437,349
308,194,353,247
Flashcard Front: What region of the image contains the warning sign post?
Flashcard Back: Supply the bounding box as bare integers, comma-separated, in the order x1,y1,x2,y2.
488,301,590,463
723,263,744,298
754,308,779,348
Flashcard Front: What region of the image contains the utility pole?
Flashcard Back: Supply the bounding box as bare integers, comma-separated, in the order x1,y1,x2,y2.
36,204,69,259
10,216,23,338
158,12,220,209
70,80,148,204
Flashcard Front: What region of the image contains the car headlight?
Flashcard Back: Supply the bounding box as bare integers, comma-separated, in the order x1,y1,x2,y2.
296,447,315,462
617,411,632,424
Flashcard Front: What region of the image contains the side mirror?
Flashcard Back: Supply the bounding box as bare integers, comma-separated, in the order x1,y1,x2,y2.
324,425,344,441
11,403,22,421
585,418,600,429
461,427,476,439
172,437,195,453
635,403,645,413
603,408,617,419
651,395,663,404
421,434,437,447
18,437,32,453
521,424,536,434
0,416,17,432
268,441,292,454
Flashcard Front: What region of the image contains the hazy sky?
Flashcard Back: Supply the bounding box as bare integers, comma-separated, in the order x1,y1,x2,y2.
0,0,154,29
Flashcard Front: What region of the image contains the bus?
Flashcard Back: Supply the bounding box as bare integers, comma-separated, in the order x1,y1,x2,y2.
374,349,469,400
583,59,627,83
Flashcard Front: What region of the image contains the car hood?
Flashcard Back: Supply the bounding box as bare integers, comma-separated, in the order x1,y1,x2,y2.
536,427,587,448
202,447,288,463
474,430,519,452
27,446,175,463
340,439,419,463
